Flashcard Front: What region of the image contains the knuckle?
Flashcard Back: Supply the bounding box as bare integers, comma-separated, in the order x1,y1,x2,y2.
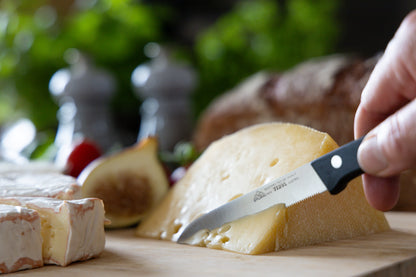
388,114,405,155
381,112,415,168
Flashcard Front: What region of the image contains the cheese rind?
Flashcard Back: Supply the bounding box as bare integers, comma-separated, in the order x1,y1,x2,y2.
0,204,43,273
0,197,106,266
0,172,81,200
0,162,61,174
136,123,389,254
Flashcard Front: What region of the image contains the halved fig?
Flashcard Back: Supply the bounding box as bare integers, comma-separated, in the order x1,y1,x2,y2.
78,137,169,228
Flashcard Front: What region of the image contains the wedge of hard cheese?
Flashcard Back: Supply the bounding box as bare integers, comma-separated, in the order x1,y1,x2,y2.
0,204,43,273
136,123,389,254
0,197,106,266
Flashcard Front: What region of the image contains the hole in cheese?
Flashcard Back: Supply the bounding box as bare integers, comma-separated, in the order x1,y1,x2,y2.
219,235,230,244
221,173,230,181
228,194,243,202
172,222,183,235
269,158,279,167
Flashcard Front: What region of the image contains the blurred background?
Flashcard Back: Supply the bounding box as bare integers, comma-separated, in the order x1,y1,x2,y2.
0,0,415,164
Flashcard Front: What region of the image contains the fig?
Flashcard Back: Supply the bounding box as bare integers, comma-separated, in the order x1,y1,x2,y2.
78,137,169,228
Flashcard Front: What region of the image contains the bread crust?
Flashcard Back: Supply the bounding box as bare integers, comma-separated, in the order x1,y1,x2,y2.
192,54,416,211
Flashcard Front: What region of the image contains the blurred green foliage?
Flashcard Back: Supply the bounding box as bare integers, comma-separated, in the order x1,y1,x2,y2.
193,0,339,115
0,0,339,153
0,0,163,129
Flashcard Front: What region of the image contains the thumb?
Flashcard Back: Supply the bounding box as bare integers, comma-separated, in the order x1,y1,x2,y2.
358,99,416,177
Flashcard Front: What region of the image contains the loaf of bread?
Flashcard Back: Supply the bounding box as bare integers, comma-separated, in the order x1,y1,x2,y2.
192,54,416,211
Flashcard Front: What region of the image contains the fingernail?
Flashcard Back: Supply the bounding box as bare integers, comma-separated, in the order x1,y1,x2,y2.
358,134,389,175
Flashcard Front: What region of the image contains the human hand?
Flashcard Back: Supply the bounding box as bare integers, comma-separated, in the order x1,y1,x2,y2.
354,10,416,212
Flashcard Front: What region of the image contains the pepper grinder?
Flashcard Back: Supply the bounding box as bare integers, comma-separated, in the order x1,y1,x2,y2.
49,51,117,168
132,43,196,151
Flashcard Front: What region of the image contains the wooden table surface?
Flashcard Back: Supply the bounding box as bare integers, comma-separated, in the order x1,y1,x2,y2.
11,212,416,277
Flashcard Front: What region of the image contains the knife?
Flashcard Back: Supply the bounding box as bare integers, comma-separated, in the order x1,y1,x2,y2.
177,136,365,244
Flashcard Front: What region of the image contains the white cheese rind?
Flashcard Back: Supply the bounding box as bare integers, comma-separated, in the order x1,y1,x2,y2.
0,172,81,200
61,199,106,265
0,204,43,273
0,162,62,174
0,197,106,266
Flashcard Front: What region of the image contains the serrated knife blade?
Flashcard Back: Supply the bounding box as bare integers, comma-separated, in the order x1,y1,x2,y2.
177,137,364,244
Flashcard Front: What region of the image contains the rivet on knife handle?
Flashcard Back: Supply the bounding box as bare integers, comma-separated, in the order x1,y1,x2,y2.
311,137,364,195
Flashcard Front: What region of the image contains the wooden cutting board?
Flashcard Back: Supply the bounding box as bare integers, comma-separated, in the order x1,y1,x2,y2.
11,212,416,277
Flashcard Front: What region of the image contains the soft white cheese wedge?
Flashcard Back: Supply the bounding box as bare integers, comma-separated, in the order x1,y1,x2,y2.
0,162,61,174
0,197,106,266
0,204,43,273
0,172,81,200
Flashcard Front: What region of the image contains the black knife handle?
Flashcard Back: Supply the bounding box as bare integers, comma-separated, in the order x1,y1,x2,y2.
311,137,364,195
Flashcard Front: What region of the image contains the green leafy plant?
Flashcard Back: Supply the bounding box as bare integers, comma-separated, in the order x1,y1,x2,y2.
193,0,339,116
0,0,163,130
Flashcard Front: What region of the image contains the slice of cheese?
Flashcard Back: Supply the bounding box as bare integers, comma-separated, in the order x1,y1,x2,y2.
0,161,61,174
136,122,389,254
0,172,81,200
0,204,43,273
0,197,106,266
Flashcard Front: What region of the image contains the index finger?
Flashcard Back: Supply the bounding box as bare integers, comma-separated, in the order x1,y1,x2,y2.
355,10,416,137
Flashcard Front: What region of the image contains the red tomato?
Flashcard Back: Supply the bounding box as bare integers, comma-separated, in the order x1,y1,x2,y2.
66,140,101,177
